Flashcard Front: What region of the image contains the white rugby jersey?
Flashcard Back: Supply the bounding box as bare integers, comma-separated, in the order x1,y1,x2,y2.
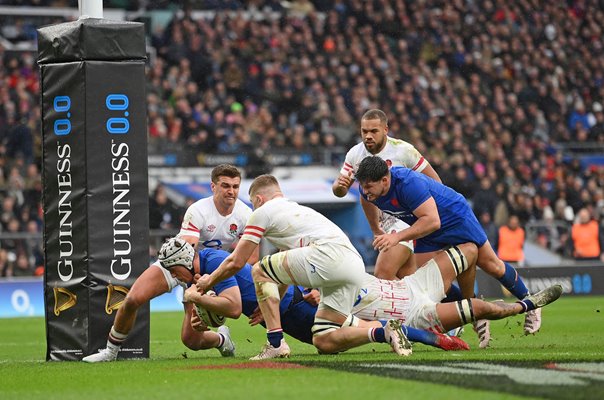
339,136,428,177
179,197,252,251
242,197,358,253
352,274,411,322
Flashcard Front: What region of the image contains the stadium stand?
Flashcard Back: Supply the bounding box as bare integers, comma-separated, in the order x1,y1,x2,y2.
1,0,604,275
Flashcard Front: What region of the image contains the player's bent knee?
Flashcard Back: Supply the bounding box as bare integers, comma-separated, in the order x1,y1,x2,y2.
181,333,212,351
254,280,280,302
312,333,339,354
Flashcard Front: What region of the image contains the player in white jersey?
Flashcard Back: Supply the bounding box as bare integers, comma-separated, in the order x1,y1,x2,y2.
83,164,255,362
332,109,441,280
352,242,562,337
180,195,251,252
196,174,413,359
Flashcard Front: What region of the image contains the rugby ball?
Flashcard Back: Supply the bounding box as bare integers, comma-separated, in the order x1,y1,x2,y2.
194,290,226,327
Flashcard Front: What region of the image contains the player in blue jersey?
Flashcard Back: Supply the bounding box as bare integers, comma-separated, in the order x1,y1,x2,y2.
182,245,317,346
354,156,543,347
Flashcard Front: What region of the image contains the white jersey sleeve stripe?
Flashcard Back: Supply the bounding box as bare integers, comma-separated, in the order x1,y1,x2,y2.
180,227,200,235
412,156,427,172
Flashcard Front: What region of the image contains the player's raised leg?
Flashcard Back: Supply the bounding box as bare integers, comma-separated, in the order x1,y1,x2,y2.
475,241,542,335
82,265,170,362
436,284,562,332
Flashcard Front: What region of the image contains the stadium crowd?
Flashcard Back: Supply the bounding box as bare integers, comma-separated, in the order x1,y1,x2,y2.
2,0,604,276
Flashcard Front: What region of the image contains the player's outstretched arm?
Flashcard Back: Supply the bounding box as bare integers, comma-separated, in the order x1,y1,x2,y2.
197,239,258,293
184,286,242,319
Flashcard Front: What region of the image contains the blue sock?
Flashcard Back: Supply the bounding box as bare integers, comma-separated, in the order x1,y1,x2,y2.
442,284,463,303
497,263,530,299
377,320,387,327
267,329,283,348
401,325,438,346
516,298,535,313
370,328,386,343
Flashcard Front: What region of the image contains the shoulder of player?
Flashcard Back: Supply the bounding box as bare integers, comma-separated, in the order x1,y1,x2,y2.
346,142,367,158
186,197,213,212
233,198,253,213
385,136,414,149
390,165,415,180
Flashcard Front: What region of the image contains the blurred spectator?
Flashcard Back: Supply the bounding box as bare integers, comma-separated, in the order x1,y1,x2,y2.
148,184,183,230
2,0,604,273
0,249,9,277
479,211,498,248
497,215,525,266
571,208,603,261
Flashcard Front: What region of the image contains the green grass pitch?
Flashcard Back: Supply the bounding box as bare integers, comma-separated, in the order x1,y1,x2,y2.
0,296,602,400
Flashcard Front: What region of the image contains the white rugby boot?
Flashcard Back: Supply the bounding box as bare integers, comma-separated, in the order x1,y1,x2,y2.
250,339,291,360
385,319,412,356
82,347,118,363
524,308,542,334
217,326,235,357
473,319,491,349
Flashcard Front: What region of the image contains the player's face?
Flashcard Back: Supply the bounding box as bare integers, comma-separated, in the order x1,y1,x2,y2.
212,176,241,208
359,178,388,201
360,118,388,154
169,265,193,285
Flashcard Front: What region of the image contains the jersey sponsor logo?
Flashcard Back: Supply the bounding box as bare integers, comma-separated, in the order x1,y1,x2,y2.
206,224,216,233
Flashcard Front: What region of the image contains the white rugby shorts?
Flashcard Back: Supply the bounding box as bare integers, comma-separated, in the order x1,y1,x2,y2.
380,212,414,251
262,242,365,316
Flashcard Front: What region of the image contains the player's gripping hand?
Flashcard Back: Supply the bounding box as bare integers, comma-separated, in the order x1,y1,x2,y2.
372,232,400,252
248,306,264,326
196,274,212,294
336,173,353,188
183,286,198,303
333,172,354,197
303,289,320,306
190,310,210,332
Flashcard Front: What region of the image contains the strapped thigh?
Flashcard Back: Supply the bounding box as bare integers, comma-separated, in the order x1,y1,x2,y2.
455,299,476,325
445,246,469,276
259,253,287,284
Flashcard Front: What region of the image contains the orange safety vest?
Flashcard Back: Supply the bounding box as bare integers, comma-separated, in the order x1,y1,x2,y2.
498,226,525,262
572,220,601,258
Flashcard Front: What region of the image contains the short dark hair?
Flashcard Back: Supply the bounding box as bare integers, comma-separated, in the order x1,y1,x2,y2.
211,164,241,183
361,109,388,125
355,156,389,183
